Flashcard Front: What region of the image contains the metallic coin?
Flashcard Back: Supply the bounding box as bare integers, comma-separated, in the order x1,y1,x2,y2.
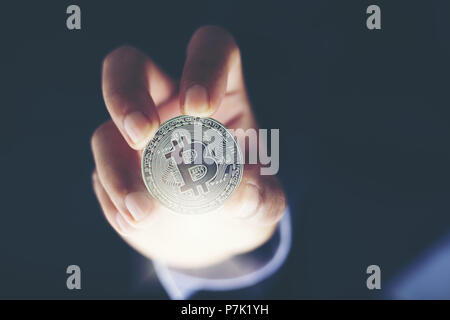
142,115,243,214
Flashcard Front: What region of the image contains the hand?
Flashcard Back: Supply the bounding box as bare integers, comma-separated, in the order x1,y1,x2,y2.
91,26,286,268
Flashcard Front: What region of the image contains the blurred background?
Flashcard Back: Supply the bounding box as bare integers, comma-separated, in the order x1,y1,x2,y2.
1,0,450,299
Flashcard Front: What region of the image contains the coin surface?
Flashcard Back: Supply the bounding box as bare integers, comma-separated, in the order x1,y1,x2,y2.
142,115,243,214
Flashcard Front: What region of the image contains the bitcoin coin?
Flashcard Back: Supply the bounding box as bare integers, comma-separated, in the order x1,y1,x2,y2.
142,115,243,214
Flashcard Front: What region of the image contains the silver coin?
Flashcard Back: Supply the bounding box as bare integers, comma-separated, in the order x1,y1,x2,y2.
142,115,243,214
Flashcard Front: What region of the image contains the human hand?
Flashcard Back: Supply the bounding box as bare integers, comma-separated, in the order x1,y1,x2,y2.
91,26,286,268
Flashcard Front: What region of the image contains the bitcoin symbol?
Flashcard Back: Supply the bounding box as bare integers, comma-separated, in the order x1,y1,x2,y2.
142,115,243,214
165,135,218,197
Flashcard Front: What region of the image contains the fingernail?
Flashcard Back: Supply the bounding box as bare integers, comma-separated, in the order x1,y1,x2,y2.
184,85,210,115
124,111,151,145
124,192,153,222
237,183,261,219
115,213,133,235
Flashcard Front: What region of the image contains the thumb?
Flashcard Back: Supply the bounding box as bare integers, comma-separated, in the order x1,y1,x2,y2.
225,164,286,226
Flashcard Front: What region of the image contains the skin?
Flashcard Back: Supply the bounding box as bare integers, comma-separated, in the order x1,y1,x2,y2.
91,26,287,269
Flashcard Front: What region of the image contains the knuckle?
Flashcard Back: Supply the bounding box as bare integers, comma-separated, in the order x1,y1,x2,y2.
184,26,241,86
193,25,233,41
102,45,141,68
190,25,239,52
90,120,115,149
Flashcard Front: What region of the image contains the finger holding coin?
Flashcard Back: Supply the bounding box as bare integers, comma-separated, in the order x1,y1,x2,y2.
102,45,175,150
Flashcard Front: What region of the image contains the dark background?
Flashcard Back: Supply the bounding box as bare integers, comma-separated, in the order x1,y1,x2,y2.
1,0,449,298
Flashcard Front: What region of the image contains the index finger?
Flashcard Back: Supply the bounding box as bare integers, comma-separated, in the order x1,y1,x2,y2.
102,45,174,150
